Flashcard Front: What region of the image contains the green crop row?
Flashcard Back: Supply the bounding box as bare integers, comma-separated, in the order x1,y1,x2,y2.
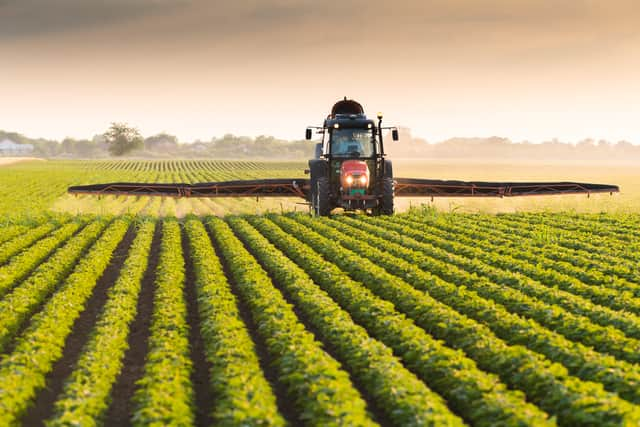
400,213,640,325
510,213,640,246
0,219,109,351
387,214,640,340
344,215,640,364
431,212,640,291
579,212,640,229
504,216,639,267
248,215,553,427
420,214,640,298
230,216,468,426
183,217,285,426
0,225,29,246
0,222,58,265
275,214,640,426
132,219,194,426
47,220,156,427
499,214,640,261
578,213,640,238
206,216,378,427
460,213,640,285
300,215,640,406
0,220,84,298
564,212,640,229
0,217,130,426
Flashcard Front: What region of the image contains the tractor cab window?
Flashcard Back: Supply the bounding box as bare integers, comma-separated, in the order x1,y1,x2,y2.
330,129,375,157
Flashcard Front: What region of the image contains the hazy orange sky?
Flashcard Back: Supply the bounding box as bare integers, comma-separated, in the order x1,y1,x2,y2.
1,0,638,143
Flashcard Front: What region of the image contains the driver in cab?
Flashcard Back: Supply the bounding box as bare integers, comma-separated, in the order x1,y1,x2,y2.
332,129,373,157
333,135,362,156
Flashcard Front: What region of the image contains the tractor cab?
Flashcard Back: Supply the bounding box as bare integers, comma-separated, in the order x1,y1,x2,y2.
329,127,375,158
305,98,399,216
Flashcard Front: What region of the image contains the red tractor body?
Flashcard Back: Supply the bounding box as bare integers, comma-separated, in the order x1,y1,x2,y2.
340,160,370,196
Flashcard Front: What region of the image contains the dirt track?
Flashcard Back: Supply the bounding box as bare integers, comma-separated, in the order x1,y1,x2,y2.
0,157,43,166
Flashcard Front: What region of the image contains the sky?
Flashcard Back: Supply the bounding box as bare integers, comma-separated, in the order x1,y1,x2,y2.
1,0,638,143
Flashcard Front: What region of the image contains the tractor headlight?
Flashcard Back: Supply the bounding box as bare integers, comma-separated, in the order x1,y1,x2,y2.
346,175,354,185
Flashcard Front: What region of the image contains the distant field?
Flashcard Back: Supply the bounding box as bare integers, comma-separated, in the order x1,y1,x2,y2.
0,159,306,219
0,158,636,219
0,157,43,166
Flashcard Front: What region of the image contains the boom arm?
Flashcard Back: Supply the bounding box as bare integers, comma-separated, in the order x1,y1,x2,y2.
393,178,619,197
68,178,619,199
68,179,310,198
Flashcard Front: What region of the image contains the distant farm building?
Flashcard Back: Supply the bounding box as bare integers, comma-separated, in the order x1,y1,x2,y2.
0,139,34,156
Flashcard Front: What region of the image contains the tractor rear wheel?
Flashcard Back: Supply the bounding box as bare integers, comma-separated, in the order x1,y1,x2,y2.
314,177,331,216
377,177,394,215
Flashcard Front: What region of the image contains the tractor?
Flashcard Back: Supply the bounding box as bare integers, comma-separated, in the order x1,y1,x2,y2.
305,98,399,216
68,98,619,211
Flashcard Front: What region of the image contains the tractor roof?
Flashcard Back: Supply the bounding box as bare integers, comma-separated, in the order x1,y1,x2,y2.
330,98,364,117
324,98,374,128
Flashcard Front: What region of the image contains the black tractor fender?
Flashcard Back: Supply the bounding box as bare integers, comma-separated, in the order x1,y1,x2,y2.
383,159,393,179
374,159,394,215
308,159,329,201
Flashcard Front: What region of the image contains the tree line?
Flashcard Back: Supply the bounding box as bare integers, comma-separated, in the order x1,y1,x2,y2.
1,124,639,162
0,124,314,159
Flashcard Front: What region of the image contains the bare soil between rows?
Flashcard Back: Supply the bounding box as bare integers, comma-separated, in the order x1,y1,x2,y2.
21,224,137,426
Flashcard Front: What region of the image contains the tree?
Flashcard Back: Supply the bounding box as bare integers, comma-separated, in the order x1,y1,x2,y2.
103,122,143,156
144,132,178,150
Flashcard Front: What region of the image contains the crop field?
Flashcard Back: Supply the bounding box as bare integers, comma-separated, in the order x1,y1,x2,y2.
1,159,638,220
0,160,307,219
1,159,640,426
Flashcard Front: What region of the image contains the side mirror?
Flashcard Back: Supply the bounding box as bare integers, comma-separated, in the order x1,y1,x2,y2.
305,128,313,140
392,129,399,141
